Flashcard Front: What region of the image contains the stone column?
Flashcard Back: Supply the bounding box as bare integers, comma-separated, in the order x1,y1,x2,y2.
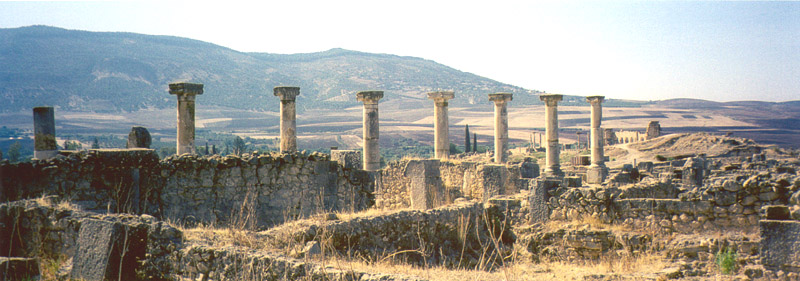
488,93,513,163
586,96,608,183
427,91,455,159
33,106,57,159
169,83,203,155
274,86,300,152
540,94,563,177
357,91,384,171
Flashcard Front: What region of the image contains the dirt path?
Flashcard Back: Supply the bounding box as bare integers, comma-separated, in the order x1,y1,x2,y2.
606,142,651,169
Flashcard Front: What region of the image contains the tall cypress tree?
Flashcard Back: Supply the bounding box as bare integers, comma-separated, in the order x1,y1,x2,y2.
465,125,471,153
473,133,477,152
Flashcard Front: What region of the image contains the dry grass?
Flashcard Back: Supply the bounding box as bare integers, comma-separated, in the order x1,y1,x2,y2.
312,252,667,281
180,223,261,249
175,207,681,281
32,194,82,212
174,192,683,281
332,206,404,221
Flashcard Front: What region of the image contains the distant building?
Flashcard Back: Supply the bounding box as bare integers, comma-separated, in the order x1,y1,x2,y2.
646,121,661,140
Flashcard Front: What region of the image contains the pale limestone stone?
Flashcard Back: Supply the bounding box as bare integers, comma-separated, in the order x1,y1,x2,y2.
274,86,300,152
489,93,512,163
33,106,57,159
169,83,204,155
357,91,384,171
586,96,607,183
540,94,563,177
428,91,455,159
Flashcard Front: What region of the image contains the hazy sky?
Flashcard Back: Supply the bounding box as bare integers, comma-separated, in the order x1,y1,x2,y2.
2,1,799,102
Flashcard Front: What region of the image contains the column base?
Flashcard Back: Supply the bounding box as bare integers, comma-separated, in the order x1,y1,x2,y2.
587,165,608,184
177,145,195,155
33,150,58,160
544,165,564,178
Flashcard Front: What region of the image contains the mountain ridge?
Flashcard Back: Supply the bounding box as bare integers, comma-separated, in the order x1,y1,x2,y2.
0,25,549,113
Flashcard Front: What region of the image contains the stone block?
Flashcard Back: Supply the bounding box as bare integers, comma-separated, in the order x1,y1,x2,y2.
70,218,148,281
714,191,737,206
528,179,555,224
586,166,608,184
563,176,582,187
760,220,800,272
0,257,39,280
637,161,654,173
764,205,791,220
519,161,539,179
622,164,634,172
480,164,512,200
126,126,152,149
331,150,362,170
406,160,443,210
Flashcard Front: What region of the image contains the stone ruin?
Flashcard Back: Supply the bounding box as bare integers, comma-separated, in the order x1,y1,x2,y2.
3,84,800,280
648,120,662,140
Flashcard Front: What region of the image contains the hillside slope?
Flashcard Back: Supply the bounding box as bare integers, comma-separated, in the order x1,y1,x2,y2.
0,26,550,113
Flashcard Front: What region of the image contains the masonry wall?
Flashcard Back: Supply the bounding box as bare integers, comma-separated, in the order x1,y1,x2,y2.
537,164,797,232
260,201,513,270
376,159,524,210
0,149,374,229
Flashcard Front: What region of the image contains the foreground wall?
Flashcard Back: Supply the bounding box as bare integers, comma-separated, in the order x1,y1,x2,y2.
0,149,374,228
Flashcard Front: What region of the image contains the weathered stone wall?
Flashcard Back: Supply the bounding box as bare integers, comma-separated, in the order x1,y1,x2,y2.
544,163,798,232
0,149,375,229
375,161,413,209
519,226,654,262
175,244,426,281
615,130,645,144
0,149,160,213
376,159,524,210
156,153,373,228
260,201,513,270
0,197,182,281
0,197,89,259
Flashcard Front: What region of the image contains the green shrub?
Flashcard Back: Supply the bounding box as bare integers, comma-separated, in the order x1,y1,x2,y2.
715,247,737,275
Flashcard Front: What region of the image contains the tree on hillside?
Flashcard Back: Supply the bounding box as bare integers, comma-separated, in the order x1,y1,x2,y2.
472,133,477,152
449,143,462,155
7,141,21,162
64,139,82,150
465,125,471,153
228,136,247,156
91,137,99,149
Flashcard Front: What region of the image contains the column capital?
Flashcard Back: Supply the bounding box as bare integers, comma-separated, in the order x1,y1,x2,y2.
539,94,563,106
427,91,455,104
169,83,204,96
274,86,300,101
488,93,513,104
357,91,384,104
586,95,605,105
